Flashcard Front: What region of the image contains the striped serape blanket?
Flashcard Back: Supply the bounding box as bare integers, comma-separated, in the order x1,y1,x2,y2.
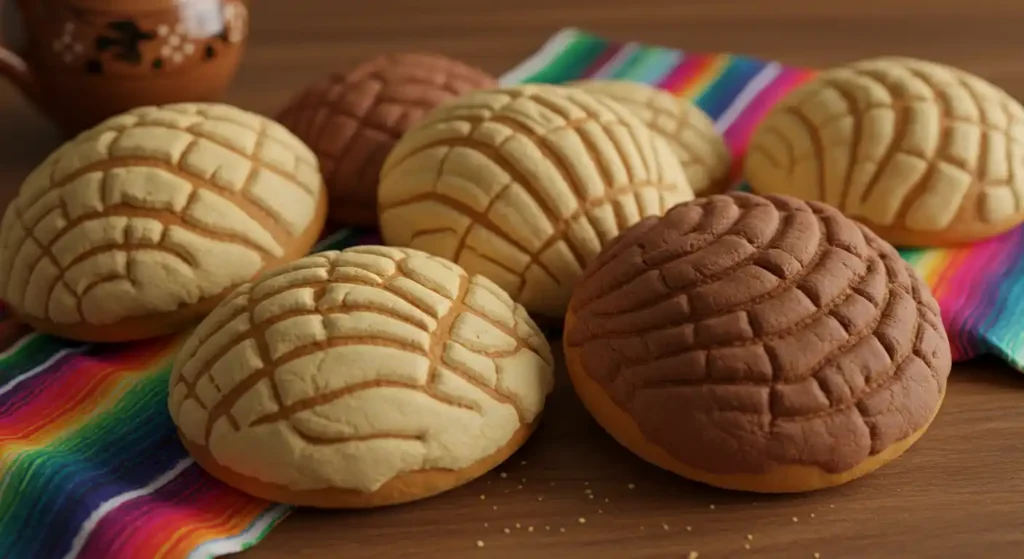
1,26,1022,559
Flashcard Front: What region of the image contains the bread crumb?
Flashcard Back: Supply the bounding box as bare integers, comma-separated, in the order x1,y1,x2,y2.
537,496,544,501
500,473,507,478
604,498,610,503
829,504,835,508
628,483,635,489
584,489,593,495
517,485,523,490
686,526,692,531
484,523,488,527
503,528,510,534
598,509,604,514
709,504,716,510
588,495,595,500
476,540,485,548
528,526,534,532
813,554,821,558
810,513,816,518
521,478,527,483
550,482,556,486
746,534,753,541
584,481,589,486
560,527,566,533
792,516,799,522
688,552,699,559
515,523,521,529
492,506,497,510
545,526,550,530
662,523,669,530
578,517,587,524
744,543,751,550
480,495,486,500
521,460,527,465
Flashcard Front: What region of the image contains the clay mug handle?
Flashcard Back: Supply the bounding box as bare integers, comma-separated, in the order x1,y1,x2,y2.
0,0,42,107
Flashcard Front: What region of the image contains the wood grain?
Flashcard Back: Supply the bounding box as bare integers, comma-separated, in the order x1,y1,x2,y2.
3,1,1024,557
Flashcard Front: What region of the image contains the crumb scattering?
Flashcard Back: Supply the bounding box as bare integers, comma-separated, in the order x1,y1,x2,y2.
528,526,534,532
503,528,510,534
792,516,799,522
578,517,587,524
515,523,521,529
545,526,551,531
476,540,485,548
746,534,754,541
585,489,593,495
744,544,751,550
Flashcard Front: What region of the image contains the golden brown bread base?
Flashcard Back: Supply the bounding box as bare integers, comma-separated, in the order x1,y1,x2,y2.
859,216,1023,248
18,189,329,343
563,311,943,493
179,420,538,508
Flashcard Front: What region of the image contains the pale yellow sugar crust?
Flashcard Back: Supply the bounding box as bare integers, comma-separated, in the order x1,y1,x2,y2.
746,56,1024,247
570,79,732,195
169,246,555,502
377,84,695,320
0,103,327,341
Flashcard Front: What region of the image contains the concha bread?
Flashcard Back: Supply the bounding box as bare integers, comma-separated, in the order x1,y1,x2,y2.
378,84,695,320
565,192,951,493
571,79,732,195
0,103,327,342
746,56,1024,247
169,245,555,508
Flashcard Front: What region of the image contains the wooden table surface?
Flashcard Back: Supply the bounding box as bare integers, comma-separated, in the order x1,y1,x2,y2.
3,1,1024,558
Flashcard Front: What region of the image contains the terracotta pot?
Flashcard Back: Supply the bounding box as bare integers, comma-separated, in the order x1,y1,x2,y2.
0,0,249,135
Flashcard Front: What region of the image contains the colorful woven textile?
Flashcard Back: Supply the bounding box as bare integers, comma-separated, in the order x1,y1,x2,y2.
1,26,1022,559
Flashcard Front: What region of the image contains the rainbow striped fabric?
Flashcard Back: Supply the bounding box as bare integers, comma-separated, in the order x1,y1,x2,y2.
1,27,1021,559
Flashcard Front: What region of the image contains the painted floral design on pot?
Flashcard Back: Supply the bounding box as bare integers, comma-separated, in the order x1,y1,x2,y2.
0,0,250,134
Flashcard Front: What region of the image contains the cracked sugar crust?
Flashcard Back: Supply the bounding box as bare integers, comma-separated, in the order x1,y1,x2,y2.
168,245,555,493
277,52,497,225
378,84,696,318
0,103,325,329
565,192,951,475
571,80,732,195
746,56,1024,243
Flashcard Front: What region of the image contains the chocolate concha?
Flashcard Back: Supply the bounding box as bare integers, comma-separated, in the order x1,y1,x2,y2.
564,192,951,493
169,245,555,508
746,56,1024,247
0,103,327,342
378,84,695,320
277,52,498,227
571,79,732,195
